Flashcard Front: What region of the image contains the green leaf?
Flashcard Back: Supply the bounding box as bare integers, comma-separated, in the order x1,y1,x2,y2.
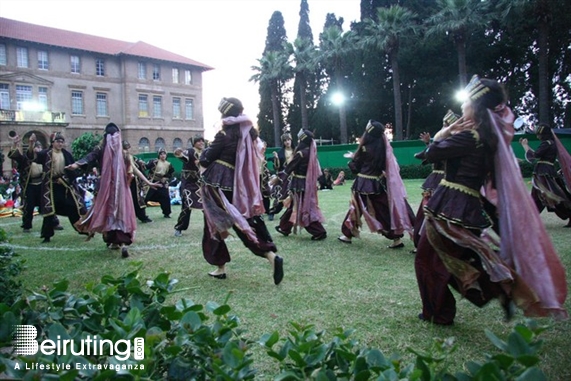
490,353,514,369
260,331,280,348
180,310,202,331
485,329,507,351
515,366,546,381
274,370,303,381
288,349,306,367
507,331,532,356
47,322,71,341
515,354,540,367
213,304,231,316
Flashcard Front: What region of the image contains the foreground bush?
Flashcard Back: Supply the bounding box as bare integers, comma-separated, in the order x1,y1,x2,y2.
0,260,549,380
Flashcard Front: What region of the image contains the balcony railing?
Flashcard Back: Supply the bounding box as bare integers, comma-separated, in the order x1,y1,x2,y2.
0,109,66,123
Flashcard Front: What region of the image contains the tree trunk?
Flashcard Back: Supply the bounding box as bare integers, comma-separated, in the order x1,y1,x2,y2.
271,83,281,147
456,39,467,88
405,83,413,139
299,73,309,130
537,17,550,124
390,52,403,141
335,71,348,144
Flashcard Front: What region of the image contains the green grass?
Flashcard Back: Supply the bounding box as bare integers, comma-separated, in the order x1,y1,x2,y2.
2,179,570,379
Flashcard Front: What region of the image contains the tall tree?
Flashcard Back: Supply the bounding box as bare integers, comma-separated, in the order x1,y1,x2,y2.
362,5,419,141
319,24,354,144
251,51,293,146
426,0,488,88
289,0,317,132
256,12,289,146
498,0,552,125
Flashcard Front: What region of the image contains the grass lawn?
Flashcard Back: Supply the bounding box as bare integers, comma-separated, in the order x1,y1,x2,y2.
1,179,570,379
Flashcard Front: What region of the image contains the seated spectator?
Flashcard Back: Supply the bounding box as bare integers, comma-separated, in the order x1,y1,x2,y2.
318,168,333,190
333,170,346,186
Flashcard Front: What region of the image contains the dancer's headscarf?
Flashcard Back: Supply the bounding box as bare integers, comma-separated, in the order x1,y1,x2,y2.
478,79,568,318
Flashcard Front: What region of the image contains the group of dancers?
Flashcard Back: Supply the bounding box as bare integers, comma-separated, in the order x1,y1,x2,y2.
7,75,569,323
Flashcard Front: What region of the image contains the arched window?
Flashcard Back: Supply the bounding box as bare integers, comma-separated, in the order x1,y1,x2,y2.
173,138,183,149
187,138,194,148
155,137,165,152
139,137,150,152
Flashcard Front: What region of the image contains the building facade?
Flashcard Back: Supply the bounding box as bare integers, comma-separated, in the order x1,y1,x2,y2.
0,17,213,177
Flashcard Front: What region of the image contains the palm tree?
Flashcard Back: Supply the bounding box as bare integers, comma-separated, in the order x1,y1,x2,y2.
250,51,293,146
426,0,488,88
362,5,419,141
319,26,353,144
288,37,317,130
498,0,552,124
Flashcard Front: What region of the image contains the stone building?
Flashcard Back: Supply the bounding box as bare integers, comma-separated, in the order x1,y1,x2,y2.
0,17,212,177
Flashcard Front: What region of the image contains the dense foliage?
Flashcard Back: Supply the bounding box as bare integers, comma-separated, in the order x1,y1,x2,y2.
255,0,571,147
0,250,551,380
70,132,102,163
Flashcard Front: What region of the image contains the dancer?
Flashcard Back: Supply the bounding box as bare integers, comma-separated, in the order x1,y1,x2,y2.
338,120,414,248
8,133,47,232
144,148,174,218
173,137,204,237
414,75,567,325
520,124,571,226
199,97,283,284
412,110,459,249
67,123,140,258
274,129,327,241
122,140,154,223
32,132,86,243
269,132,295,220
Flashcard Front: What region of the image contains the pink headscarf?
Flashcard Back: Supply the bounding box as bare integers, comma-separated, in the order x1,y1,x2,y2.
383,133,413,236
299,139,325,226
490,108,567,319
221,115,265,218
552,131,571,192
84,132,137,235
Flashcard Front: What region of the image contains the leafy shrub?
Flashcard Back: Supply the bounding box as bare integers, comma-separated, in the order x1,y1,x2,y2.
0,228,25,307
0,262,551,380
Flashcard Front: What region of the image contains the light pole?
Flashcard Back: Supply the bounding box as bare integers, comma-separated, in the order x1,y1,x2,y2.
331,91,348,144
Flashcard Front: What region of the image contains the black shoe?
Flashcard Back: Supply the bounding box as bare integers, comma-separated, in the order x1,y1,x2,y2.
208,272,227,279
54,225,64,231
311,233,327,241
337,235,351,244
418,313,453,326
141,218,153,223
164,214,171,218
275,226,289,237
273,256,284,285
387,242,404,249
121,247,129,258
41,237,50,243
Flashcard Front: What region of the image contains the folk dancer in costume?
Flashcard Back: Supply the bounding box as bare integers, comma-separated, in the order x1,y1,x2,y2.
67,123,152,258
122,140,154,223
274,129,327,241
520,123,571,226
414,75,567,325
411,110,459,250
8,133,54,232
257,139,273,217
32,132,86,243
269,132,295,220
337,121,414,248
144,148,174,218
173,136,205,237
199,97,283,284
